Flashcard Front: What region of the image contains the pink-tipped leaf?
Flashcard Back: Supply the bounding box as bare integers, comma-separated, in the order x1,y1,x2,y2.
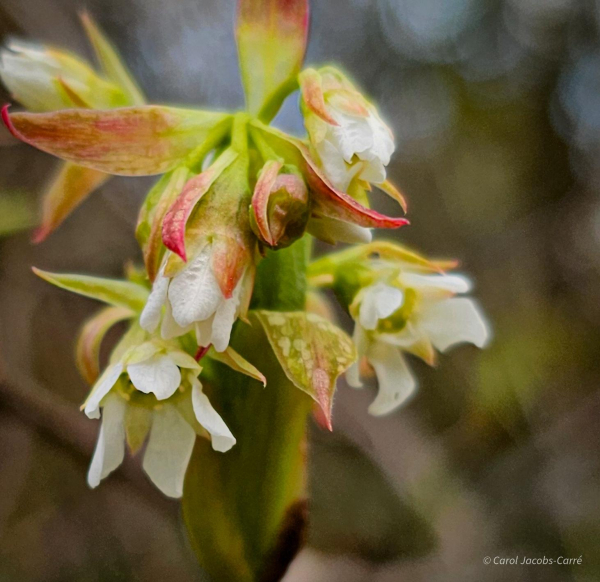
251,159,283,245
236,0,309,120
2,104,231,176
162,149,238,261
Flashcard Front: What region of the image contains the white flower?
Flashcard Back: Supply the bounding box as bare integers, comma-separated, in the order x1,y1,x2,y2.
300,68,395,192
83,340,235,497
140,244,248,352
347,274,490,416
0,40,126,112
315,107,394,192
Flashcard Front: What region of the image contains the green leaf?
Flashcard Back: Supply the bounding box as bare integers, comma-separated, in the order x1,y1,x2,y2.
80,11,146,106
209,346,267,386
253,310,356,429
4,106,232,176
32,268,148,312
236,0,309,121
76,305,134,385
308,425,437,562
183,235,313,582
33,162,109,243
136,168,192,281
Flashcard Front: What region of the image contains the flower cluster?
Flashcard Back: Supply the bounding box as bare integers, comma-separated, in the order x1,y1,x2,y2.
1,4,489,501
309,243,490,415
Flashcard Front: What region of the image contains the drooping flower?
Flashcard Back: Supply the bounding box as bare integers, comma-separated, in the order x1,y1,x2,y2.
141,136,257,351
83,333,236,497
299,67,395,193
309,242,490,415
140,246,255,352
0,13,145,241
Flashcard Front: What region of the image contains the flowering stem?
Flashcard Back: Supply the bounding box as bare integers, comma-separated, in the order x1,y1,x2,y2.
182,235,314,582
231,111,251,154
249,126,282,162
194,344,212,361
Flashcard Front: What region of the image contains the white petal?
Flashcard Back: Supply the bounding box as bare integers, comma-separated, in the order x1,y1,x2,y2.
0,51,67,111
142,405,196,498
359,283,404,330
195,315,215,346
378,322,422,348
362,112,394,166
168,247,223,327
210,284,242,352
315,138,358,191
191,380,236,452
328,112,374,163
307,216,372,245
87,394,126,488
160,301,193,339
83,363,123,419
400,273,472,295
367,340,417,416
168,350,201,371
140,273,169,332
346,325,369,388
127,354,181,400
418,298,490,352
359,158,386,184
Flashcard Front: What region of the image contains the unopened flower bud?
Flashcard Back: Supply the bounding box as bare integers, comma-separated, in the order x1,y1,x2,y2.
250,160,310,249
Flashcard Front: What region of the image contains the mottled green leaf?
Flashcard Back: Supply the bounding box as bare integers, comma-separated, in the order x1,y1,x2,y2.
253,309,356,429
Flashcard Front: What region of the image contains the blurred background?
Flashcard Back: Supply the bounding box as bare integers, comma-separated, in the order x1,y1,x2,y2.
1,0,600,580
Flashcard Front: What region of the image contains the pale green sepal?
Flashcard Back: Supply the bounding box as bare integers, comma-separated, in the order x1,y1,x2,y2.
33,267,149,312
80,12,146,106
125,404,153,454
209,345,266,386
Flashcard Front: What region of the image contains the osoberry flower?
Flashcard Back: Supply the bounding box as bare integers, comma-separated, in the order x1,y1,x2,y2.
0,13,145,241
300,67,395,193
309,242,490,415
85,334,236,497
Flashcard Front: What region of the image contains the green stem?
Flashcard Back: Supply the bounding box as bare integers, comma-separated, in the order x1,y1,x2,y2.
185,116,234,173
182,235,314,582
231,112,251,154
249,126,283,163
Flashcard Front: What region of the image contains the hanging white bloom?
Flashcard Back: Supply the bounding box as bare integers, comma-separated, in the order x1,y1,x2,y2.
140,244,251,352
0,40,128,112
347,273,490,416
83,339,236,497
299,67,395,192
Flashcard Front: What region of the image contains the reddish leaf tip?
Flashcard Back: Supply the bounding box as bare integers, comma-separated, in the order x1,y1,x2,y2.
195,344,212,362
1,104,19,139
31,226,49,244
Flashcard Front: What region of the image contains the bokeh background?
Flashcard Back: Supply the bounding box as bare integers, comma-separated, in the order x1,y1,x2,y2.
1,0,600,580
